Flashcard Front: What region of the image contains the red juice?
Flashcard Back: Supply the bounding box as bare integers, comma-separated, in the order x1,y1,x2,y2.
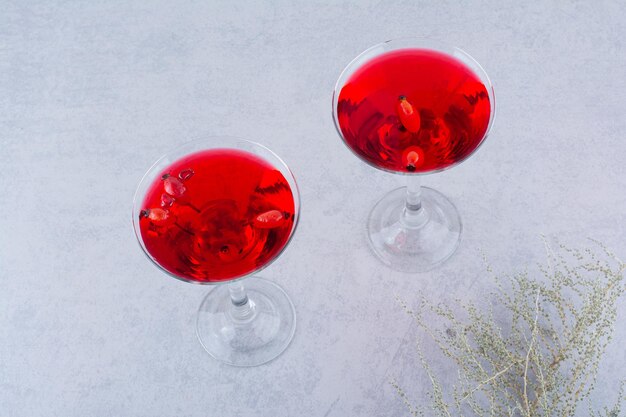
336,49,491,173
139,149,295,283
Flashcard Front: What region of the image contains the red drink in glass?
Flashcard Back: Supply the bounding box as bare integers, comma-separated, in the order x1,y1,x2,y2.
138,149,295,283
332,40,495,272
336,49,491,173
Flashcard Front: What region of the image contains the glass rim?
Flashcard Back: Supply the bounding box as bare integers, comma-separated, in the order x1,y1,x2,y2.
131,135,301,286
331,36,496,176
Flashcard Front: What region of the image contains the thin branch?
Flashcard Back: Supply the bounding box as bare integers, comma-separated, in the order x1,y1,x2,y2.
461,362,515,403
523,290,541,415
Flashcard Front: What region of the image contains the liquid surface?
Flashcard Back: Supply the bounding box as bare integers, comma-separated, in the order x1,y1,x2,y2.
336,49,491,173
139,149,296,283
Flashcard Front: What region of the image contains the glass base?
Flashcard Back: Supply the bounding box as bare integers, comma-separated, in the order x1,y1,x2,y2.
196,277,296,367
367,186,462,272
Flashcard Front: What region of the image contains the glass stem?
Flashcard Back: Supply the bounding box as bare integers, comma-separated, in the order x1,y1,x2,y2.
228,282,256,322
402,176,428,228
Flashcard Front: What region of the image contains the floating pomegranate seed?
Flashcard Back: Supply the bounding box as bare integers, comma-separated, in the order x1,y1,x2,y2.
253,210,285,229
162,174,186,197
403,146,425,171
178,168,194,181
396,96,421,133
161,193,175,207
141,208,170,222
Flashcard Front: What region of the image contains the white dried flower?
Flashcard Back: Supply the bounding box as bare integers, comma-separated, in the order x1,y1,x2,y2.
393,239,625,417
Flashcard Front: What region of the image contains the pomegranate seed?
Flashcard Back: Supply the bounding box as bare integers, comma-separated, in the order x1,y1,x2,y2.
396,96,421,133
253,210,285,229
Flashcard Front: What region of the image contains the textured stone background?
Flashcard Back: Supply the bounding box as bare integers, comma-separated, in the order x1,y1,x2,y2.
1,1,624,416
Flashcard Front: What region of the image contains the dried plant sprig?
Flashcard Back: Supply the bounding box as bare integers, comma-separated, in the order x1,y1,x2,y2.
394,239,625,416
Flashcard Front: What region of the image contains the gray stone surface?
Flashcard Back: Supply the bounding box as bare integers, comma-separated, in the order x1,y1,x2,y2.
1,1,625,416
